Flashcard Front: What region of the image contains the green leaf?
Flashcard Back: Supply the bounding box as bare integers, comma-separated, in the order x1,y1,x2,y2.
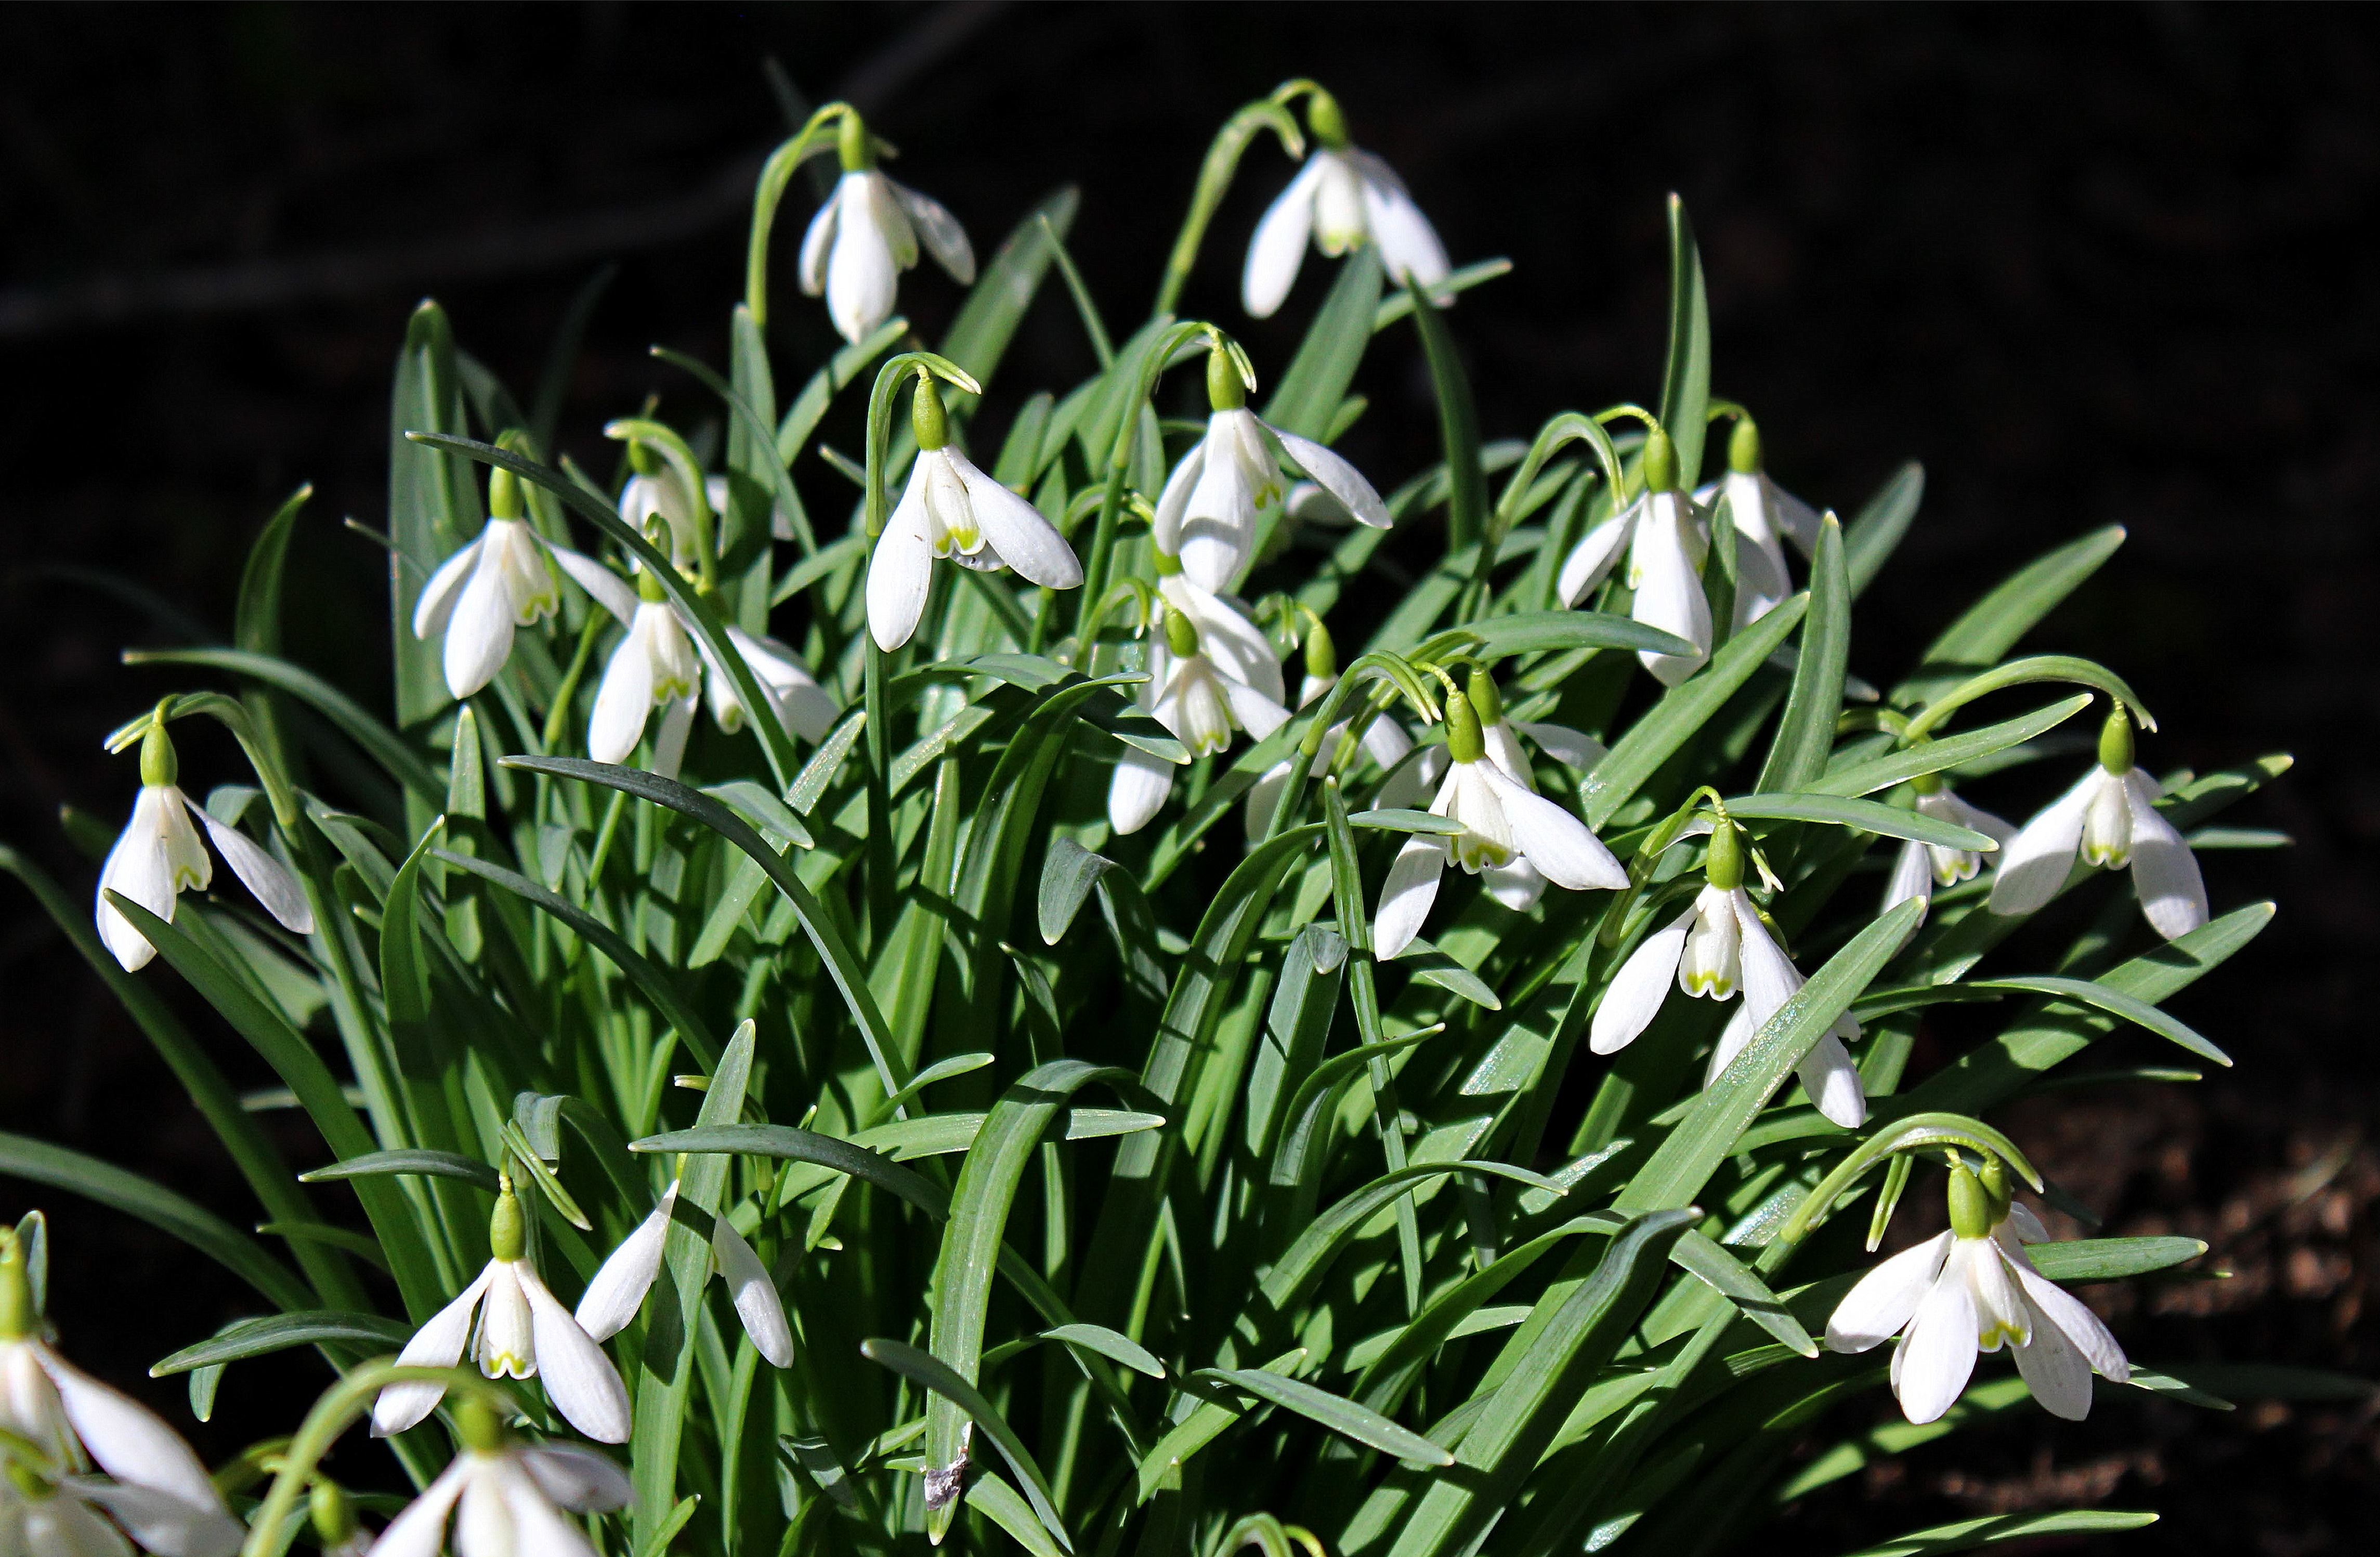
122,647,444,801
1038,836,1119,945
1843,462,1924,600
1965,975,2230,1067
1755,515,1848,793
2155,1363,2377,1403
965,1471,1065,1557
1900,654,2151,743
861,1338,1072,1552
1392,948,1501,1010
1445,610,1696,663
388,301,478,726
1655,194,1712,487
1264,245,1384,441
234,485,311,658
298,1149,500,1191
777,321,907,469
1370,259,1511,330
1826,1511,2155,1557
1133,1349,1307,1503
1814,696,2090,798
1405,282,1485,551
1899,527,2125,704
1349,810,1467,837
1194,1368,1451,1466
1269,1027,1446,1190
1262,1160,1562,1314
631,1124,949,1220
1723,794,1997,851
149,1311,412,1376
2024,1236,2206,1282
1669,1230,1815,1356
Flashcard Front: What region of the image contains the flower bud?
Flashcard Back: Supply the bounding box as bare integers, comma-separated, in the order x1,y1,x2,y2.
1728,417,1762,476
912,376,950,452
1205,346,1246,412
1303,620,1337,682
1641,425,1679,496
1704,816,1744,891
1152,547,1183,577
1945,1160,1992,1240
138,717,178,789
1444,690,1485,765
627,439,662,477
1464,666,1503,725
488,1175,526,1263
1163,608,1200,659
2097,706,2134,776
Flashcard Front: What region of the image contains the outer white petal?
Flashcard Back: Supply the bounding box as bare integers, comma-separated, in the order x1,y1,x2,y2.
442,552,517,700
1359,713,1414,771
1153,441,1206,558
1940,790,2018,850
1513,721,1604,774
953,451,1080,589
1244,760,1293,840
712,1216,794,1368
1773,484,1825,555
1481,856,1545,912
187,801,313,935
586,630,657,765
1107,747,1175,836
1732,893,1803,1027
1373,745,1444,813
647,694,696,783
1266,426,1390,529
1372,835,1449,959
1827,1231,1955,1353
2010,1303,2095,1420
1732,518,1794,628
1704,1001,1756,1086
543,546,637,627
573,1186,675,1341
1355,167,1450,289
825,178,900,344
865,500,937,652
1162,577,1285,706
62,1482,240,1557
2121,770,2207,940
1222,679,1291,743
1557,513,1634,606
30,1493,134,1557
1476,767,1625,890
1243,155,1325,318
1986,769,2102,917
727,628,840,743
96,791,181,972
412,538,485,640
1894,1244,1983,1423
1590,911,1693,1055
2005,1203,2050,1243
371,1269,490,1436
453,1458,511,1557
1179,424,1259,591
35,1350,220,1510
2007,1259,2129,1382
888,179,975,283
514,1446,634,1514
493,1459,600,1557
1796,1033,1867,1128
517,1265,631,1444
797,192,838,296
1883,840,1936,919
365,1464,473,1557
1630,495,1712,686
1482,722,1534,788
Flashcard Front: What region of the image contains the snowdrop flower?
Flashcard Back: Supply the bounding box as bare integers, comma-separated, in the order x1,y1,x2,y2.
1417,667,1610,913
1372,689,1626,958
365,1398,630,1557
866,379,1081,652
373,1178,630,1444
1110,608,1292,836
697,628,840,748
1694,419,1824,629
1555,427,1712,686
1881,772,2016,925
1243,621,1414,837
617,457,728,572
0,1227,243,1557
1987,707,2207,941
1589,818,1866,1127
800,111,974,344
1154,348,1391,592
413,466,637,701
587,573,701,770
1156,564,1287,708
573,1179,792,1368
1827,1158,2128,1424
1244,88,1448,318
96,719,312,972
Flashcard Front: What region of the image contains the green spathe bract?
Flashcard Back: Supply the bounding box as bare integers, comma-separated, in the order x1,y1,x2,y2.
0,69,2305,1557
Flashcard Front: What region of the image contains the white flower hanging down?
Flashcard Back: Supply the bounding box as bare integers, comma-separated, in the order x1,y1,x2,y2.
1987,707,2208,941
800,110,974,345
866,379,1082,652
1372,687,1627,959
1243,620,1415,838
618,461,729,567
365,1398,630,1557
1589,818,1867,1128
1110,605,1292,837
1827,1157,2129,1424
1244,89,1448,318
574,1179,793,1368
1693,418,1825,629
1882,772,2016,925
372,1177,630,1445
588,574,702,773
96,719,313,972
1411,667,1610,913
413,466,638,702
0,1226,244,1557
1555,426,1713,686
1154,347,1392,592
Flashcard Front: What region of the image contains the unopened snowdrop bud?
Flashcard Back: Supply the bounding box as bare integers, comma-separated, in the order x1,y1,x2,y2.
1699,413,1824,626
1987,704,2207,940
1555,422,1714,686
799,107,976,345
1244,86,1449,317
1443,687,1485,765
1164,607,1201,660
137,720,175,789
311,1478,368,1557
913,372,951,450
1641,425,1680,496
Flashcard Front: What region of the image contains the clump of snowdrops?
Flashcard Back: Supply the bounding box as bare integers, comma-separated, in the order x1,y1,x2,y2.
0,77,2303,1557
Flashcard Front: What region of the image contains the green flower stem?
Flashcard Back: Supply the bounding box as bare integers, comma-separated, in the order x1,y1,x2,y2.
603,420,716,590
1152,100,1305,319
746,104,855,325
1075,321,1212,642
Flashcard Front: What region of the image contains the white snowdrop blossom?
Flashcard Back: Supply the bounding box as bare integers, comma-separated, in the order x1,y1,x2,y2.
618,469,730,568
1243,625,1415,838
1405,668,1611,913
1372,690,1626,959
1882,776,2016,924
0,1229,242,1557
1987,708,2207,941
96,722,313,973
866,380,1081,652
574,1180,793,1369
365,1399,630,1557
1243,93,1447,318
1589,820,1866,1128
1555,430,1711,686
373,1180,630,1445
799,115,974,344
1110,606,1292,836
1155,350,1391,592
1692,420,1824,629
1827,1161,2129,1425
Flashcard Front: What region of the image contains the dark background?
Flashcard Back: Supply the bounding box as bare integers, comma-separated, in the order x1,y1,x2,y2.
1,4,2373,1552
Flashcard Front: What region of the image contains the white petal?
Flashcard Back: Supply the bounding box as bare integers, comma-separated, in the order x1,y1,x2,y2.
1482,722,1534,789
648,694,696,783
1512,722,1605,774
442,551,518,700
1266,426,1390,529
1244,760,1294,840
1882,840,1935,919
586,632,656,765
1179,425,1259,591
1243,155,1324,318
797,193,838,297
1630,495,1712,686
2005,1203,2050,1243
1477,767,1625,890
95,790,183,972
1894,1246,1983,1423
543,546,637,627
1827,1231,1955,1353
1557,513,1633,607
187,801,313,935
1153,441,1206,558
826,178,900,344
454,1459,512,1557
2122,770,2207,940
2008,1259,2129,1382
1162,577,1285,706
1374,745,1444,813
2011,1304,2095,1420
712,1217,794,1368
1795,1033,1867,1127
63,1483,240,1557
1481,856,1545,911
367,1464,471,1557
1352,152,1449,287
412,538,485,640
1731,893,1803,1028
865,503,936,652
1704,1001,1756,1086
1372,835,1449,959
1986,769,2101,917
494,1460,600,1557
1731,520,1794,629
372,1269,490,1437
1223,679,1291,743
30,1493,133,1557
514,1447,633,1514
1939,790,2018,850
1590,911,1692,1055
35,1349,220,1510
574,1189,674,1342
888,179,975,283
953,452,1080,589
1772,484,1825,555
1359,713,1414,771
1107,747,1174,836
517,1265,630,1443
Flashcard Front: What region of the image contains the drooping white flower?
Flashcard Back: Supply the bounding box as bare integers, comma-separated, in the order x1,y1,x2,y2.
588,589,701,770
798,116,973,344
866,380,1081,652
1688,418,1824,630
413,468,637,702
1589,820,1866,1127
96,722,313,972
1243,93,1448,318
1372,690,1626,958
1827,1160,2128,1424
1243,623,1414,838
1408,667,1610,914
698,627,841,748
572,1179,792,1368
1881,777,2016,925
0,1228,242,1557
373,1179,629,1445
1154,349,1391,592
1555,429,1712,687
1986,708,2207,941
618,469,729,570
1110,607,1292,837
365,1399,629,1557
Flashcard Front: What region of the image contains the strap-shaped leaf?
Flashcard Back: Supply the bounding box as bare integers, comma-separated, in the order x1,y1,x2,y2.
150,1311,411,1377
1669,1230,1815,1356
1655,195,1712,487
1723,794,1996,851
1815,696,2090,798
1755,515,1848,793
1843,462,1924,600
1265,243,1383,441
1193,1368,1451,1466
1829,1510,2155,1557
1899,527,2126,704
632,1124,948,1219
299,1150,499,1191
123,647,443,800
862,1338,1071,1552
2024,1236,2206,1283
1262,1160,1562,1313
